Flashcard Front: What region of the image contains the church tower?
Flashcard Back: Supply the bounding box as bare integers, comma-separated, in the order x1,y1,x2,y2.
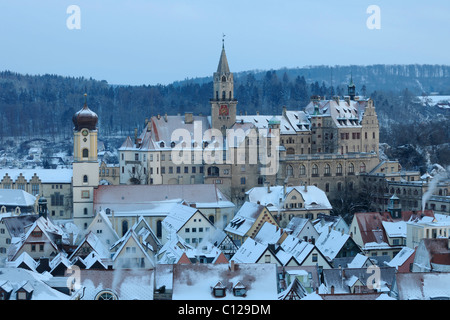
72,94,99,232
210,41,237,135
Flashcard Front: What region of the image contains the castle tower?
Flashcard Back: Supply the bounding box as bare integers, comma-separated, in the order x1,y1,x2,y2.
72,94,99,232
210,41,238,135
361,99,379,155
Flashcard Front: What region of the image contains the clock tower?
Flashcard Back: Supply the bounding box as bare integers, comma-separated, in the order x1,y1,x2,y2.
210,42,237,134
72,94,99,232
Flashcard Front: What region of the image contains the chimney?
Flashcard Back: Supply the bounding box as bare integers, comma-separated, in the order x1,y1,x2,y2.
256,111,260,116
230,260,235,272
185,112,193,124
304,182,308,192
282,106,287,116
267,183,271,193
164,113,168,122
134,128,138,144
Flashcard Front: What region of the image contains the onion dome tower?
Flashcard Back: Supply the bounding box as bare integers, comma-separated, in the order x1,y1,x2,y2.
72,94,99,232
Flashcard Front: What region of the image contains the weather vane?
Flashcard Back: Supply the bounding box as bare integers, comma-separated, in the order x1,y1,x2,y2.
222,33,226,47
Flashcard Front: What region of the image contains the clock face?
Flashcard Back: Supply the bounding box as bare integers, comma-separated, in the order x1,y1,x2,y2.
219,105,229,116
81,129,89,136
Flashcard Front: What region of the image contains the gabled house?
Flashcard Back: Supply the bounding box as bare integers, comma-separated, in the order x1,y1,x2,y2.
132,216,162,253
277,235,332,270
8,217,66,262
246,185,332,227
231,237,283,266
385,246,416,273
320,267,396,297
278,277,308,300
69,231,111,265
110,228,155,269
286,217,319,243
7,252,38,272
85,209,119,249
162,204,216,248
49,253,72,276
253,222,286,246
171,262,278,300
156,235,194,265
208,229,238,260
350,210,435,259
316,228,362,264
225,202,278,247
278,266,321,295
313,213,349,235
0,214,39,265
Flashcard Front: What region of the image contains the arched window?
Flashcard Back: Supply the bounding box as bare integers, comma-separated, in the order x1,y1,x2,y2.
287,165,293,177
312,164,319,176
360,163,366,173
222,75,227,82
83,175,88,183
95,291,118,300
349,163,355,174
207,166,220,177
299,165,306,176
122,220,128,236
324,164,331,176
336,163,343,175
287,148,295,155
222,91,226,100
209,215,215,224
82,148,89,158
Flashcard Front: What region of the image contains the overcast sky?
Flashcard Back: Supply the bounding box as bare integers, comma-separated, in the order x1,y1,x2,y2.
0,0,448,85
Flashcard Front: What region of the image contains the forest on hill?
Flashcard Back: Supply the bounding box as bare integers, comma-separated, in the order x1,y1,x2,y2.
0,64,448,170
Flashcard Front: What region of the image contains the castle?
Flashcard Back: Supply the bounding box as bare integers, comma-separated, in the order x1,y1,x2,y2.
116,43,381,206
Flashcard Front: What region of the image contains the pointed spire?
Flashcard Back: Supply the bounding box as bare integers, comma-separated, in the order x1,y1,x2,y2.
217,36,230,74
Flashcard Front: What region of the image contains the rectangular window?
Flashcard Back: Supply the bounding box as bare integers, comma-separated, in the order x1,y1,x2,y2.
81,190,90,199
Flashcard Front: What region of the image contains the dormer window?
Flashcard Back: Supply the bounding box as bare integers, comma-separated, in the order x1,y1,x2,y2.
233,281,247,297
212,281,226,298
160,141,165,148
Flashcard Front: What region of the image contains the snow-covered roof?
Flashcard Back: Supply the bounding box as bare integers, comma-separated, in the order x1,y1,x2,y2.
246,185,331,212
347,253,371,268
0,189,36,207
79,269,155,300
0,267,72,300
224,202,266,237
94,184,234,216
0,168,72,183
316,229,350,261
171,263,278,300
253,222,283,245
396,272,450,300
382,220,407,238
386,247,415,269
162,204,202,233
231,237,268,264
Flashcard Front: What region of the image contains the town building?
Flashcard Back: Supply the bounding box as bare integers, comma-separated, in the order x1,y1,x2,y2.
117,43,385,212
